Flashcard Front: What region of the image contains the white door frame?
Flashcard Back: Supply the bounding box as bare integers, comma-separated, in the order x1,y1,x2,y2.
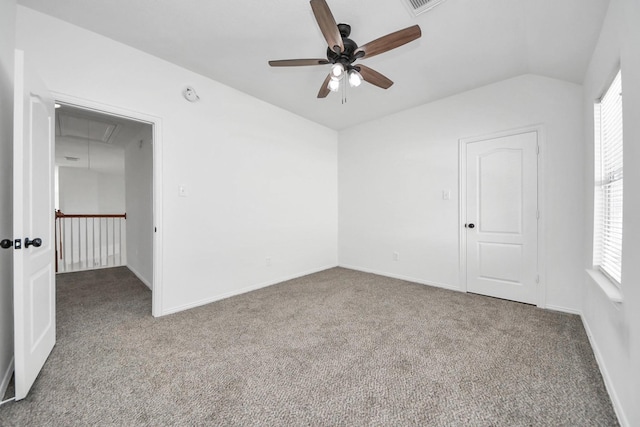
458,124,547,308
52,92,164,317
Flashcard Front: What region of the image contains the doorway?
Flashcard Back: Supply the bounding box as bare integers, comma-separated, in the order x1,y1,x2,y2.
55,104,150,276
53,93,163,317
459,127,543,305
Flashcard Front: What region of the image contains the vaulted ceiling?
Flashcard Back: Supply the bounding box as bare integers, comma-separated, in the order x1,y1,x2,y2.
18,0,609,130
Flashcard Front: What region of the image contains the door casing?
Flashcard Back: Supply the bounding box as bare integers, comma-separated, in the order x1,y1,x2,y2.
458,125,546,308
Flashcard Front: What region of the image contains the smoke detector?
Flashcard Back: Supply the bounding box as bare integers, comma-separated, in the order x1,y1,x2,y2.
183,86,200,102
403,0,448,16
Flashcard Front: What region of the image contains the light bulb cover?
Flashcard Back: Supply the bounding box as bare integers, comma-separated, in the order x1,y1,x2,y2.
331,63,345,78
348,70,363,87
328,78,340,92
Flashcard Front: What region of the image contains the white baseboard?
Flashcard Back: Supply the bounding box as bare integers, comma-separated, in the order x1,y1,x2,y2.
544,304,581,315
581,316,629,427
0,356,14,401
127,264,152,290
338,264,462,292
161,264,338,316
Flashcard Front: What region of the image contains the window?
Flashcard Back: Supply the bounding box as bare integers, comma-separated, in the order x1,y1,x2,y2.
593,70,623,285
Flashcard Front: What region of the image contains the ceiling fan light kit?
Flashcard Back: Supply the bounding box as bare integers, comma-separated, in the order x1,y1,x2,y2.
348,70,363,87
268,0,421,99
330,63,345,79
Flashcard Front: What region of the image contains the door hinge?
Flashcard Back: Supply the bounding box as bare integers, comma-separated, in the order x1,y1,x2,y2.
536,145,540,155
536,210,540,220
535,274,540,284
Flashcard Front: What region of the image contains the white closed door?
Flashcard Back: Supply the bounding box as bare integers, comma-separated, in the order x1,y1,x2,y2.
465,131,538,304
13,50,56,400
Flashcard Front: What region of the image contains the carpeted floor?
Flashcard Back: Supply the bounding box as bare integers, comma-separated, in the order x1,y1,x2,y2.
0,267,618,426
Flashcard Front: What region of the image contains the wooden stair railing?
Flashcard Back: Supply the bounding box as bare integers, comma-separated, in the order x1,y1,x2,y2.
55,210,127,273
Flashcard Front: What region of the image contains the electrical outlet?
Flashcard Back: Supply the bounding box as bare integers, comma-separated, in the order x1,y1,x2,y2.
393,252,400,261
442,190,451,200
178,185,188,197
266,257,272,267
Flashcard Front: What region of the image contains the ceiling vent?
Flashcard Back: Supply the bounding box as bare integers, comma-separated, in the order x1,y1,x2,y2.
403,0,448,16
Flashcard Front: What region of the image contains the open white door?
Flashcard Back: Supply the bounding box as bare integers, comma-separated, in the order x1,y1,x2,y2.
13,49,56,400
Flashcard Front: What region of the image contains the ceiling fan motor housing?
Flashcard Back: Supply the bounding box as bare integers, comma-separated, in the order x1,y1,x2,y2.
326,23,362,69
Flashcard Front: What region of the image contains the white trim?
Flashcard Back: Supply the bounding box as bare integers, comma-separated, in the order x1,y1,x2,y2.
338,264,462,292
458,124,546,307
50,92,164,317
581,315,629,427
544,305,581,315
458,142,467,292
0,356,14,401
151,120,163,317
161,265,338,316
536,125,547,308
127,265,152,290
586,268,623,305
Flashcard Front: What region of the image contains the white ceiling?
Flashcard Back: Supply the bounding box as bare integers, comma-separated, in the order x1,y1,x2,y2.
55,104,149,174
18,0,609,130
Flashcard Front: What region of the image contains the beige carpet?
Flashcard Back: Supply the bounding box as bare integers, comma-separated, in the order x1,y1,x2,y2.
0,267,618,426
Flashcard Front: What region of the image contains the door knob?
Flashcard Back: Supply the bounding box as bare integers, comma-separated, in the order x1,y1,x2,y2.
0,239,12,249
468,223,475,229
25,238,42,248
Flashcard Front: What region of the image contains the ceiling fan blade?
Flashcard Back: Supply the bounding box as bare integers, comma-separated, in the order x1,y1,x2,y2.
317,74,332,98
269,59,330,67
355,25,421,59
310,0,344,53
357,65,394,89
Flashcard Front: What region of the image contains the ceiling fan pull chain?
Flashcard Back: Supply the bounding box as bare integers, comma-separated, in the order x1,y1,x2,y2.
342,76,347,104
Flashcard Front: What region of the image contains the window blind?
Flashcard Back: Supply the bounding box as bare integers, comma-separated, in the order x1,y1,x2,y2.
596,70,623,285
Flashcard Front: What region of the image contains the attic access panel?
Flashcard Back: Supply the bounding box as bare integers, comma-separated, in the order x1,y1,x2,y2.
57,113,118,144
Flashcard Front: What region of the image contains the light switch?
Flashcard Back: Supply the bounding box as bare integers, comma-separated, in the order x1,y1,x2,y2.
179,185,188,197
442,190,451,200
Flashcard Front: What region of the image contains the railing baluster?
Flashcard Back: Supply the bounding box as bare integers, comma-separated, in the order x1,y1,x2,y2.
70,218,75,270
111,217,115,267
84,217,88,270
118,217,122,266
91,218,95,268
99,217,103,267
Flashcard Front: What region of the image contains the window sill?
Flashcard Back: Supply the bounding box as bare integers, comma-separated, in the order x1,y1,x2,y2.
587,269,623,305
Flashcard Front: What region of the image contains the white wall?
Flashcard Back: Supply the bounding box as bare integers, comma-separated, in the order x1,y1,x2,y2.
16,6,338,315
582,0,640,425
58,167,125,214
125,125,153,288
0,0,16,399
339,74,584,312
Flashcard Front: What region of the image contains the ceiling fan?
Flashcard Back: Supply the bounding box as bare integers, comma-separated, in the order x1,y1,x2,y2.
268,0,422,98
